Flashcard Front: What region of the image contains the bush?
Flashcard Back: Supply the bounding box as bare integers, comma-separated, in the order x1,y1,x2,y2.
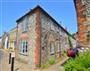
64,52,90,71
49,58,55,65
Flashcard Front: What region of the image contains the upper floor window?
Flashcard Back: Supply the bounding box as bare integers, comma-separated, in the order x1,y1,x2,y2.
22,16,29,33
86,8,90,18
51,22,55,31
81,0,86,5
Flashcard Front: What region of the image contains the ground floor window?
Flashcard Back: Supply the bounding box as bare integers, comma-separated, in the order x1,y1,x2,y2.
20,40,28,54
50,43,54,55
87,31,90,43
57,43,61,52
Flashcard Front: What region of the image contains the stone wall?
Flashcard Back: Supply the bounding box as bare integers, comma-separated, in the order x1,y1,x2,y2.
16,13,37,68
40,12,70,64
16,6,76,68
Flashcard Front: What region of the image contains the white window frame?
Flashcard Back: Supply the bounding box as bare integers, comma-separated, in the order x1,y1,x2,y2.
20,40,28,55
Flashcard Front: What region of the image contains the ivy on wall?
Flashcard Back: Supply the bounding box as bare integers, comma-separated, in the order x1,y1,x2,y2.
68,36,73,48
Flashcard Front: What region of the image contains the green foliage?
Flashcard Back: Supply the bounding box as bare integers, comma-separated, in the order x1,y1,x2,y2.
62,50,67,56
64,52,90,71
49,58,55,65
68,36,73,48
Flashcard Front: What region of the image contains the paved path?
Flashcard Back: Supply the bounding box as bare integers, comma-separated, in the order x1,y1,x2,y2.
0,49,4,71
0,49,69,71
0,49,11,71
0,49,4,63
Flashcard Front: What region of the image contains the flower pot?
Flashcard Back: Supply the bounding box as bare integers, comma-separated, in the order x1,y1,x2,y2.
67,49,76,58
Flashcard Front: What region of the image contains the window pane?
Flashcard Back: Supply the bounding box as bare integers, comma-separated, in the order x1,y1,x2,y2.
20,40,28,54
26,41,28,52
50,43,54,54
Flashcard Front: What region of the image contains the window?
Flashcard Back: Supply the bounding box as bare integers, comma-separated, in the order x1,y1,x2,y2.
14,41,16,48
22,16,29,32
81,0,86,5
51,22,55,31
86,7,90,18
50,43,54,54
87,31,90,42
20,40,28,54
57,43,61,52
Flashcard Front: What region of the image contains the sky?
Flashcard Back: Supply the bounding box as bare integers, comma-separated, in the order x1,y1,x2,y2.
0,0,77,36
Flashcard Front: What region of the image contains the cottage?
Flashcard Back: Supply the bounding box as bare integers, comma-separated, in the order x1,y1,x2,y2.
8,27,17,51
16,5,76,68
0,37,2,49
2,32,9,49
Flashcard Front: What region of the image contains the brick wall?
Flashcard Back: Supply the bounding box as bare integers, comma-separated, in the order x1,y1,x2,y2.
74,0,89,46
34,9,41,67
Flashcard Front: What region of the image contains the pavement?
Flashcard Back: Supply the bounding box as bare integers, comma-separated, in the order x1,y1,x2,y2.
0,49,11,71
0,49,4,71
0,49,69,71
0,49,4,62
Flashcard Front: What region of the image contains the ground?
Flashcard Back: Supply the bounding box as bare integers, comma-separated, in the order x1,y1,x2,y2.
0,49,68,71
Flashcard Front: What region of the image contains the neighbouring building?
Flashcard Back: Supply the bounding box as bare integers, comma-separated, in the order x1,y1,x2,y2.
0,37,2,49
8,27,17,50
16,5,76,68
74,0,90,47
2,32,9,49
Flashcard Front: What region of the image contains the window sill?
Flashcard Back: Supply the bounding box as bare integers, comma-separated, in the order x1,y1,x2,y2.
57,51,61,53
19,52,28,56
22,31,27,33
50,53,54,55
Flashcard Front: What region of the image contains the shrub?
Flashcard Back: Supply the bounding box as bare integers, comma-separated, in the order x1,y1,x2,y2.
64,52,90,71
68,36,73,48
49,58,55,65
